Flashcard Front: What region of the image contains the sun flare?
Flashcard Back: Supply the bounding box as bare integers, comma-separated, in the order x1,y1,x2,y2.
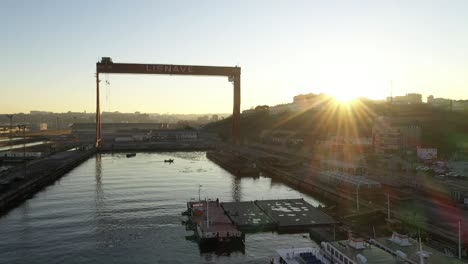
332,92,356,104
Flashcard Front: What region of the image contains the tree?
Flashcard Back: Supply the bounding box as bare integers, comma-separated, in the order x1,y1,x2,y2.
254,105,269,112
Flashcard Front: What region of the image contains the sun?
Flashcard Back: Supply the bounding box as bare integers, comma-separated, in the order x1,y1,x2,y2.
333,92,356,104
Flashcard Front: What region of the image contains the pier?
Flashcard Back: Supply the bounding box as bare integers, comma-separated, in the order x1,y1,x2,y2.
185,198,338,240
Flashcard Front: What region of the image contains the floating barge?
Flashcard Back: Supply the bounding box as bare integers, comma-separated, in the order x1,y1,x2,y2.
186,200,244,245
222,201,276,232
184,198,338,244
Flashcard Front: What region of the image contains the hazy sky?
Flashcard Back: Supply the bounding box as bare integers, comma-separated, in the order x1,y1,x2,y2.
2,0,467,114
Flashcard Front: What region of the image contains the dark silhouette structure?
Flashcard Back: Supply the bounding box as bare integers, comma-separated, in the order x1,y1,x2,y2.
95,57,241,147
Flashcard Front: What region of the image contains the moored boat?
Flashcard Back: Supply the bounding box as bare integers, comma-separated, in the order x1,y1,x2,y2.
185,199,244,245
370,231,466,264
270,247,330,264
320,232,401,264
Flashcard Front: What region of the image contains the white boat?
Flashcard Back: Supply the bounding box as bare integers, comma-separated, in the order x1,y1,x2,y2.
270,247,330,264
320,233,403,264
370,231,466,264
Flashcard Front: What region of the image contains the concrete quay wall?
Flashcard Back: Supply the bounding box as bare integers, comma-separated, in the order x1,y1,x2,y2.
100,141,215,152
0,149,96,214
206,151,258,177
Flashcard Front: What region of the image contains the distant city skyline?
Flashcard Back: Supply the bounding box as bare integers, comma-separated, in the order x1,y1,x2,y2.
2,0,468,113
3,90,467,115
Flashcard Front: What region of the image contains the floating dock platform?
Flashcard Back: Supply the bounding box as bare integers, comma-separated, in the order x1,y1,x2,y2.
255,199,339,232
184,198,338,244
222,201,275,231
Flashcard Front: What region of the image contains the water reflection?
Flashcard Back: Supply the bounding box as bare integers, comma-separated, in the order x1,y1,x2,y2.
19,201,31,247
95,154,104,202
199,242,245,256
185,233,246,256
269,176,286,187
231,176,242,202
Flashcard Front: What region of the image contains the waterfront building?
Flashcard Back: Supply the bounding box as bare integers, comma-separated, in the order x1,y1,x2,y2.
151,130,198,141
387,93,422,105
427,95,452,110
372,116,421,154
372,117,401,154
269,103,305,115
452,100,468,111
197,116,210,122
71,123,171,136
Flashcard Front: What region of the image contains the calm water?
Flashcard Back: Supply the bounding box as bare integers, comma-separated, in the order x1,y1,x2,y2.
0,152,322,264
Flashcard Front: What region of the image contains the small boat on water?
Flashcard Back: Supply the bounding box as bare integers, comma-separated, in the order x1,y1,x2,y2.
126,153,136,158
164,159,174,163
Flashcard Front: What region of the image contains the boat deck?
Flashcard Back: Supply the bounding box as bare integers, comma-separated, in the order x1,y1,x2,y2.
327,240,401,264
187,200,242,240
371,237,466,264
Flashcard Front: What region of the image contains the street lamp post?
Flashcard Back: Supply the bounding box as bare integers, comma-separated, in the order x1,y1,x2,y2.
387,193,391,219
356,183,360,212
198,184,202,203
459,220,462,260
6,114,13,142
17,124,26,158
17,124,26,178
